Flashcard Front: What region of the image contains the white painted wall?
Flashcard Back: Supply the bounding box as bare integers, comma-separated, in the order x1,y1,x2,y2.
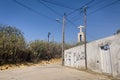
64,34,120,78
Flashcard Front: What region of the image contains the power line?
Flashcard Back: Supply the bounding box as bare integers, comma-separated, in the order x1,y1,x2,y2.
37,0,78,28
37,0,62,17
71,0,119,23
69,13,82,22
67,0,94,16
13,0,55,21
37,0,86,40
67,8,82,16
66,18,77,27
41,0,75,10
89,0,119,15
39,0,80,34
67,0,119,22
66,19,97,41
88,0,107,9
77,0,120,41
13,0,98,41
63,0,94,28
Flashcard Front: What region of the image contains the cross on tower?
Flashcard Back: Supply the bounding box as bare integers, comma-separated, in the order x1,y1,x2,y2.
78,25,85,42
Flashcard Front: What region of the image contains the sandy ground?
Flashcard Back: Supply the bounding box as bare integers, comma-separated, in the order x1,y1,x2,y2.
0,60,112,80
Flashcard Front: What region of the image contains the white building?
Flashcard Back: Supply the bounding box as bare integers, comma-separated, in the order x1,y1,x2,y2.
64,33,120,78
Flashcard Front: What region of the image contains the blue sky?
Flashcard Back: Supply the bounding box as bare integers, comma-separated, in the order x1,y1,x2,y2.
0,0,120,43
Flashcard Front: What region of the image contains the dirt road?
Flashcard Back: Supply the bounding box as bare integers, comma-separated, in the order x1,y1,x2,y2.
0,63,111,80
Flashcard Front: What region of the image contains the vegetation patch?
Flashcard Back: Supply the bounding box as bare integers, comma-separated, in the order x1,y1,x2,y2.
0,24,72,67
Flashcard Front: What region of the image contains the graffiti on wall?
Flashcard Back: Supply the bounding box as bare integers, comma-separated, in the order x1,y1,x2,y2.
74,52,85,61
65,52,71,61
65,51,85,66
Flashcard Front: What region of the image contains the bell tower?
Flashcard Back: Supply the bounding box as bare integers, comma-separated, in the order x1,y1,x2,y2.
78,25,85,42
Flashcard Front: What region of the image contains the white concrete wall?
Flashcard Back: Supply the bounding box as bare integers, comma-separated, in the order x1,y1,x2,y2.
64,34,120,78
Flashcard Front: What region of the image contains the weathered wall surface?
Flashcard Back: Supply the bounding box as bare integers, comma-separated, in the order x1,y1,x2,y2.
64,34,120,78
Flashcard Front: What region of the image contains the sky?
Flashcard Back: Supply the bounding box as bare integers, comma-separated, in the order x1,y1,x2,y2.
0,0,120,44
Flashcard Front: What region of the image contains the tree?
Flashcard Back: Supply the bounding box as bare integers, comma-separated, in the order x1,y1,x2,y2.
28,40,44,62
0,25,26,64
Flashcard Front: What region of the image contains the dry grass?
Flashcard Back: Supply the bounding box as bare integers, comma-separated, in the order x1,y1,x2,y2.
0,58,61,70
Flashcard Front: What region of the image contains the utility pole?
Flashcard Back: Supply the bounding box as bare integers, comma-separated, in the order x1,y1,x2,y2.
62,13,66,66
48,32,51,43
83,6,87,70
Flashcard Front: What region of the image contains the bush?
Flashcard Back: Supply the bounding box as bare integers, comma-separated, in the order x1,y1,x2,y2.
0,24,73,65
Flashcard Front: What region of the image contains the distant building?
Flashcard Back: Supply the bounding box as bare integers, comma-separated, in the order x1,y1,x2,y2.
78,25,84,43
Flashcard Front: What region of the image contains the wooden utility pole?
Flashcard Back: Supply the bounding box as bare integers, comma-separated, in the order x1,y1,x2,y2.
62,13,66,66
84,6,87,70
48,32,51,43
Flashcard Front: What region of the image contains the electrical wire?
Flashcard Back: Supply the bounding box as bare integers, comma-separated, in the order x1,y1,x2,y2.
67,0,94,16
71,0,119,23
13,0,103,41
37,0,78,28
37,0,62,17
88,0,107,9
66,18,77,27
40,0,75,10
88,0,119,15
13,0,55,21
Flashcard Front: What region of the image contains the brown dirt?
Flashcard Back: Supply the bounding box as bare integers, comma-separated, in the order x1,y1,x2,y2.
0,58,61,70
